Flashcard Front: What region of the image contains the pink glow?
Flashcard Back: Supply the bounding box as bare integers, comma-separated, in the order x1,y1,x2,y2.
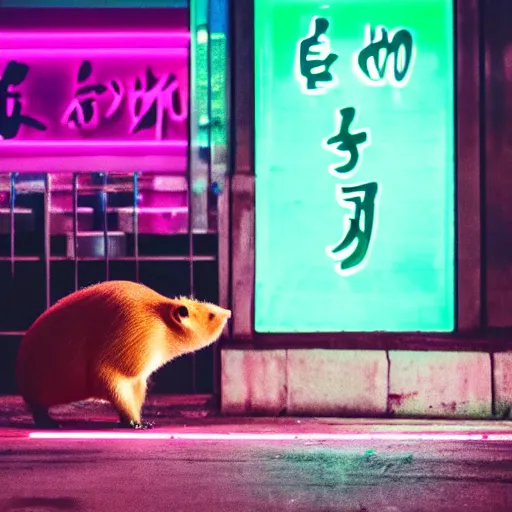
0,141,187,158
1,141,186,146
28,432,512,441
0,29,189,166
0,141,188,148
2,49,188,57
30,432,172,440
0,155,188,173
0,32,190,50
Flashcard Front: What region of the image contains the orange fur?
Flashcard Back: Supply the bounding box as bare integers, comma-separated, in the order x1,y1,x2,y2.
15,280,231,428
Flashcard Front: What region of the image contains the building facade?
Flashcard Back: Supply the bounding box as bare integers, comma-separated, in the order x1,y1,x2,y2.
221,0,512,419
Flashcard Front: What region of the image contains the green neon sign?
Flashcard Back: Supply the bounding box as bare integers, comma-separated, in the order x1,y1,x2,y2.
254,1,455,333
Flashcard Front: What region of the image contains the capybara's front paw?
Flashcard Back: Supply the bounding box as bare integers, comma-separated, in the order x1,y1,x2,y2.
121,420,155,430
131,420,155,430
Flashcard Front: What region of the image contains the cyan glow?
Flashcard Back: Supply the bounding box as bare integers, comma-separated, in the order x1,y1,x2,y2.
255,0,455,332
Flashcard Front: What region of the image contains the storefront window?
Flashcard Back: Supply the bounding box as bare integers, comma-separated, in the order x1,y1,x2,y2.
0,1,229,394
254,0,455,332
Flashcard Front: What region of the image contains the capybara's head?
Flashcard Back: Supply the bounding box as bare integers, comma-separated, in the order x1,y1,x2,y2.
167,297,231,355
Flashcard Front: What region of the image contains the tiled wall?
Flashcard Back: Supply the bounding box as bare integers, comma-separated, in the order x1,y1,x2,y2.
221,349,509,419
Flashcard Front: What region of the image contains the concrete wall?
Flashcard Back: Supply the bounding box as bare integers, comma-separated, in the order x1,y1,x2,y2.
221,349,512,419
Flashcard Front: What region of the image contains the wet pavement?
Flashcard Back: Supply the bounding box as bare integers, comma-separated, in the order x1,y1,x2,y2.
0,396,511,512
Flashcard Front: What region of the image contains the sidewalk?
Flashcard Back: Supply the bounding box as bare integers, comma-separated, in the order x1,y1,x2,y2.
1,394,512,440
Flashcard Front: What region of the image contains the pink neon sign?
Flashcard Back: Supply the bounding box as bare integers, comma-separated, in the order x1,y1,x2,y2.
0,31,190,172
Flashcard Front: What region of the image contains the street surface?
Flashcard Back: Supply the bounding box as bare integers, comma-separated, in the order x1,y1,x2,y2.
0,396,511,512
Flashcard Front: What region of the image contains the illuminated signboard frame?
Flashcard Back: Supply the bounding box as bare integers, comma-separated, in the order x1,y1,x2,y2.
227,0,482,349
0,30,190,173
255,1,457,333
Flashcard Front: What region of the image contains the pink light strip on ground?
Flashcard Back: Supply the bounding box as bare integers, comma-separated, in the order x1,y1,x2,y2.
28,432,512,441
0,32,190,50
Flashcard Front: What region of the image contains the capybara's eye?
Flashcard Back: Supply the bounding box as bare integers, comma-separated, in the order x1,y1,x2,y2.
177,305,189,318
